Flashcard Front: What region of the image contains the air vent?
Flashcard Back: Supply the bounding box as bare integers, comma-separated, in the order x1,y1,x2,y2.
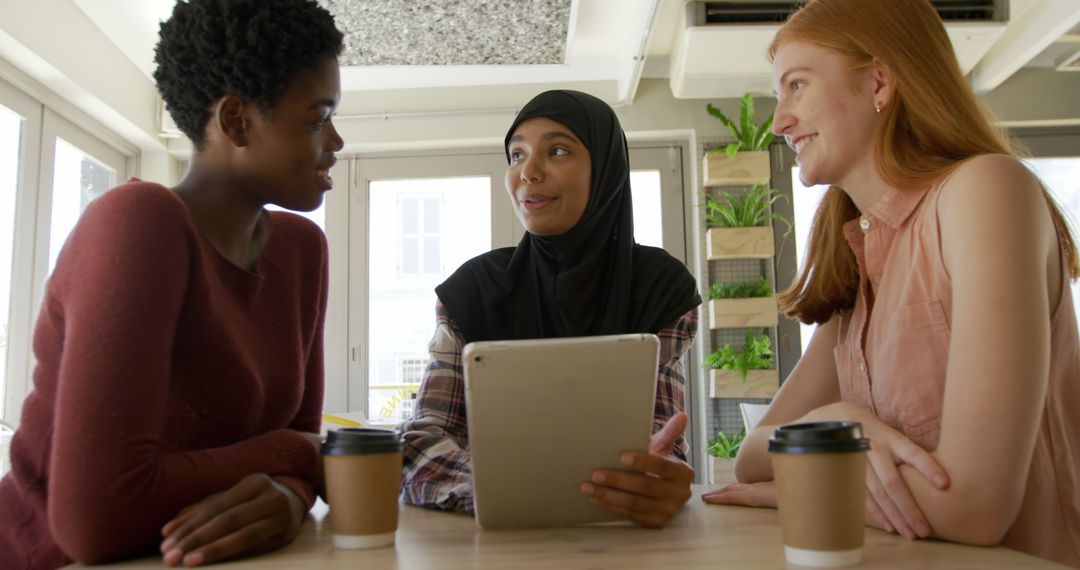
698,0,1004,25
933,0,998,21
700,2,797,25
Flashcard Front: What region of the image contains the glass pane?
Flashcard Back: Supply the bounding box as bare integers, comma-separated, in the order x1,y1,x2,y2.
423,236,440,274
401,197,418,234
424,197,440,233
791,166,830,355
368,177,491,420
401,237,419,274
48,138,117,274
1023,157,1080,328
0,104,23,420
629,170,663,248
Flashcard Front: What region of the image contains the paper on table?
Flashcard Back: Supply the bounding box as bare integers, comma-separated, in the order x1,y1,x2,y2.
321,412,366,436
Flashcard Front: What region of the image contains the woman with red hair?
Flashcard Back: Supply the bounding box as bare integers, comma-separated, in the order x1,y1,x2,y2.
704,0,1080,566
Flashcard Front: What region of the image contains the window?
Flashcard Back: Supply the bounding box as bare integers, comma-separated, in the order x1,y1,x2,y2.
0,103,21,419
397,194,442,276
629,146,688,263
366,176,491,420
400,357,429,384
0,85,130,426
790,166,829,355
341,146,690,422
265,203,325,229
1023,156,1080,326
38,110,126,290
47,138,116,273
630,170,663,248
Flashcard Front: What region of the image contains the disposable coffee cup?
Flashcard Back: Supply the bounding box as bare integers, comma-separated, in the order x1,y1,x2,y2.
769,422,870,567
321,427,403,549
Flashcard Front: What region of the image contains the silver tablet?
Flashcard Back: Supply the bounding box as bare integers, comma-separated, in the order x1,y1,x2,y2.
463,333,660,529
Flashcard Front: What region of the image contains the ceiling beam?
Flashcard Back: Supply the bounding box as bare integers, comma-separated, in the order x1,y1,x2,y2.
0,0,164,152
969,0,1080,93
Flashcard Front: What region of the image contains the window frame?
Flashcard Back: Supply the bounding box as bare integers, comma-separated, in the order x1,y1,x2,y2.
38,110,127,278
0,78,42,424
338,143,692,423
0,79,133,426
346,150,511,415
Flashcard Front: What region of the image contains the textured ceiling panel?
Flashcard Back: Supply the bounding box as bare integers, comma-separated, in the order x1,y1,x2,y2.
320,0,572,66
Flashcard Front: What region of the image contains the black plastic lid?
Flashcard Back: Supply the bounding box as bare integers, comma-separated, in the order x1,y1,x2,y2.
321,427,403,456
767,421,870,454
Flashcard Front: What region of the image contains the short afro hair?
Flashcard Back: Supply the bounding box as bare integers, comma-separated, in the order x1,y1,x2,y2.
153,0,344,148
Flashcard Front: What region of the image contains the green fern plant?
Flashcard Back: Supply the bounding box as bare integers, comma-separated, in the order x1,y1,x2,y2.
703,183,792,236
706,93,775,158
703,330,773,382
707,430,745,459
708,276,772,300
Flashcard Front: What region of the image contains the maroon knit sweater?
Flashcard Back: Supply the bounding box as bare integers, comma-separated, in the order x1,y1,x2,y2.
0,181,326,568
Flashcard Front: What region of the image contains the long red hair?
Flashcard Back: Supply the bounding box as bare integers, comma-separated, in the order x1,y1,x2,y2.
771,0,1079,324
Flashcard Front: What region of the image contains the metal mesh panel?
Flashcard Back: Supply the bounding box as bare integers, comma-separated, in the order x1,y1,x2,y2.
709,397,772,441
699,140,778,451
707,258,771,286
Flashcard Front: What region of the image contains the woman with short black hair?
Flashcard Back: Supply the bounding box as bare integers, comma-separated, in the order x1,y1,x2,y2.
0,1,345,567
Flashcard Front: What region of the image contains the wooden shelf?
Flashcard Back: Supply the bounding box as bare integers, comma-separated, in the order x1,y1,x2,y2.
709,296,779,328
706,227,774,260
710,369,779,398
703,150,770,186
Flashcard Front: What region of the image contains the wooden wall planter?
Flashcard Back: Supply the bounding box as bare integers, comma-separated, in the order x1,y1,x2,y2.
709,296,779,329
703,150,770,186
710,369,779,399
710,456,737,485
706,226,774,260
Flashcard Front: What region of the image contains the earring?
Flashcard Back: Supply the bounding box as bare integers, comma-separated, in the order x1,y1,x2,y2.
875,103,882,114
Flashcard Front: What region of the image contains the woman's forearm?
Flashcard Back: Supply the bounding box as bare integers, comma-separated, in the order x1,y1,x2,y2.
734,424,776,483
788,402,1015,545
734,402,854,483
897,460,1017,546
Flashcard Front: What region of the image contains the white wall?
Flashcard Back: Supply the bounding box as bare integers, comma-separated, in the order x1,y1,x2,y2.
982,68,1080,127
0,0,163,152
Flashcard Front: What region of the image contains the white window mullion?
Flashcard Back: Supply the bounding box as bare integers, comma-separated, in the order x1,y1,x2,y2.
0,78,43,426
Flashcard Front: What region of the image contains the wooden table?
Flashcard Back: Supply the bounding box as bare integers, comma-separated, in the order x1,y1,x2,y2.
75,486,1064,569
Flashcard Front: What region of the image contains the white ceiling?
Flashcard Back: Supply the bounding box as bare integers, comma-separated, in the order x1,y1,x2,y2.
69,0,1080,108
71,0,657,102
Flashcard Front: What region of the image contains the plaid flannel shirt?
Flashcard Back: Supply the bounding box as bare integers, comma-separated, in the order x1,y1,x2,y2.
398,301,699,513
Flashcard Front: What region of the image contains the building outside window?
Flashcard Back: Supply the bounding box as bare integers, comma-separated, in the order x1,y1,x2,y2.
398,195,442,276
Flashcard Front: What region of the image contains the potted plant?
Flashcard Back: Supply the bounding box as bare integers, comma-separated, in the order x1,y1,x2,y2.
706,429,744,484
703,93,775,185
704,183,791,260
704,330,779,398
707,276,779,329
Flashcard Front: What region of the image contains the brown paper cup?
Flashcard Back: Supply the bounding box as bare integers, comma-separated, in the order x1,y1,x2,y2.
322,428,403,549
769,422,869,567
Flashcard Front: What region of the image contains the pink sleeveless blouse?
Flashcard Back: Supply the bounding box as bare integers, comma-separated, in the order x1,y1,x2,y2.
833,178,1080,567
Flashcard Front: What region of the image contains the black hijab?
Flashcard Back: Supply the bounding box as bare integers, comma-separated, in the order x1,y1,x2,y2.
435,90,701,343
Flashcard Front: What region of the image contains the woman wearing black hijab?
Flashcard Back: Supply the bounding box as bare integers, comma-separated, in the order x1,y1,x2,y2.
399,90,702,528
